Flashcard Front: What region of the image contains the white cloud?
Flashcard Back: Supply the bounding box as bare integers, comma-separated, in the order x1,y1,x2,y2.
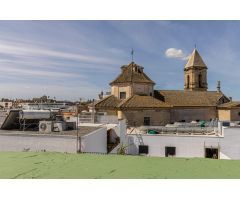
0,40,120,65
0,65,83,78
165,48,189,60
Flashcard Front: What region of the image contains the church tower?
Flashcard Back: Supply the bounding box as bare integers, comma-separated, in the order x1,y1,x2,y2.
184,48,208,91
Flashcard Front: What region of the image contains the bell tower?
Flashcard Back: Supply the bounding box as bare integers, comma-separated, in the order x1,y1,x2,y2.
184,48,208,91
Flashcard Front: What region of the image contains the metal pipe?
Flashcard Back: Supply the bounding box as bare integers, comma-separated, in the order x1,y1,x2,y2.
76,113,79,153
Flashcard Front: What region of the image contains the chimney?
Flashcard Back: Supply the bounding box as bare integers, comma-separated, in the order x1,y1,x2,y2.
217,81,221,92
121,65,127,72
139,66,144,73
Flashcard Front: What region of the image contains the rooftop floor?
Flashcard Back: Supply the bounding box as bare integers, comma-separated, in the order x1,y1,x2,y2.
1,152,240,178
0,126,100,137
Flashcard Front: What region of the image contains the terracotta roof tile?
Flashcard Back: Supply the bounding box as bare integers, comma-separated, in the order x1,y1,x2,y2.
95,95,122,109
110,62,155,85
95,94,171,110
156,90,227,107
118,95,171,109
218,101,240,108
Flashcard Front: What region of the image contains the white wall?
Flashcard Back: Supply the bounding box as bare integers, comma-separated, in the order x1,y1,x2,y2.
81,127,107,153
220,127,240,159
127,134,222,158
127,127,240,159
0,134,77,153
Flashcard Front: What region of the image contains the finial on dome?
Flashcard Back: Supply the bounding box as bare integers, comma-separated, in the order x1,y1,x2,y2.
131,48,134,62
217,81,221,92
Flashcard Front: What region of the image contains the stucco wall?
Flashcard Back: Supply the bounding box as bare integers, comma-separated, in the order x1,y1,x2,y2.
220,127,240,159
230,109,240,121
111,83,153,99
132,83,153,96
127,127,240,159
127,134,221,158
0,134,77,153
0,128,107,154
170,107,217,123
81,127,107,153
111,85,132,99
218,109,231,121
218,109,240,121
122,109,170,126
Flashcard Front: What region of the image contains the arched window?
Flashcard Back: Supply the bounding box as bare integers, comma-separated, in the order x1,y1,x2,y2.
187,75,190,88
199,74,202,88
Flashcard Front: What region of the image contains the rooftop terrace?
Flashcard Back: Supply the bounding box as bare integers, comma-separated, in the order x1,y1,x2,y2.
0,126,100,137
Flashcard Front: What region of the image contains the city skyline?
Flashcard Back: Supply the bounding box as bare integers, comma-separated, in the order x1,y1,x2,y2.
0,21,239,100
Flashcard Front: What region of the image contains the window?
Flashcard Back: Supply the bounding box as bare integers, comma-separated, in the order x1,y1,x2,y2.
198,74,202,88
222,121,230,126
139,145,149,154
205,148,218,159
165,147,176,157
187,75,190,88
238,112,240,116
144,117,150,126
119,92,126,99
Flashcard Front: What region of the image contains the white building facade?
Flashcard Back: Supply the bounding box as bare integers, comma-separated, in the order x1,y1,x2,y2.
125,125,240,160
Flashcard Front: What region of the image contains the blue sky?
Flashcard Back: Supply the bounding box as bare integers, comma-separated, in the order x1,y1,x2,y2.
0,20,240,101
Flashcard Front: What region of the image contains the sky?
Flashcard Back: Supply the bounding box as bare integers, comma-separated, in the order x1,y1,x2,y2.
0,20,240,101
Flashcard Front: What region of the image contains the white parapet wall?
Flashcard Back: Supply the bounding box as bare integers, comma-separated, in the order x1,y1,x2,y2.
81,127,107,154
127,126,240,159
0,133,77,153
219,127,240,159
127,134,222,158
0,127,108,154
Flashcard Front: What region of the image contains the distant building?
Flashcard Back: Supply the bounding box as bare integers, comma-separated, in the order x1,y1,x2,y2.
32,95,55,103
95,48,233,126
0,101,13,109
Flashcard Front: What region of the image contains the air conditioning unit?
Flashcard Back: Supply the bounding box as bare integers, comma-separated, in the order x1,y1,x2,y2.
39,121,53,133
53,121,67,132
